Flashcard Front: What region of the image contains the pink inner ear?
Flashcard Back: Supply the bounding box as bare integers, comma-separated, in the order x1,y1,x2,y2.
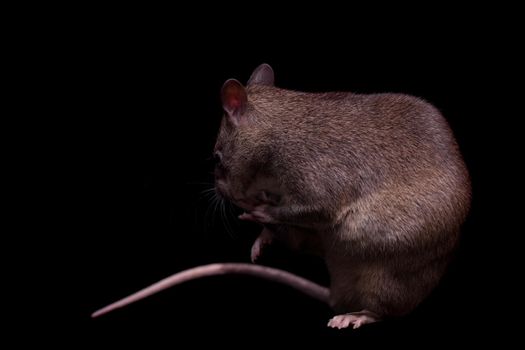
222,79,246,117
229,98,240,109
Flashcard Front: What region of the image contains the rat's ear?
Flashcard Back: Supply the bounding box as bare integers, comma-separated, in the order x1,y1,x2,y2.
221,79,247,125
247,63,274,86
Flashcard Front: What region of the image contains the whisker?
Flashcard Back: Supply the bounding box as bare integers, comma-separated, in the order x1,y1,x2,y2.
227,200,239,225
203,189,219,233
200,187,216,194
197,184,239,238
199,188,216,200
195,187,215,234
187,181,214,186
211,192,221,229
220,198,236,238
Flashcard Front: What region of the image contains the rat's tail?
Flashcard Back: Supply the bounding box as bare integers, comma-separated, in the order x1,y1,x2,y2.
91,263,329,318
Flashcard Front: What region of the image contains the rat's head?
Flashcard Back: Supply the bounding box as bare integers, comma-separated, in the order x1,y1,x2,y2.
213,64,277,211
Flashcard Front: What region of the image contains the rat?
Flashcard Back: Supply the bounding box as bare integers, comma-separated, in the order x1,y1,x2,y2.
92,64,471,329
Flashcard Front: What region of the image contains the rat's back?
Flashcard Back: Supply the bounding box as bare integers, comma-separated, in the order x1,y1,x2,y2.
247,85,470,220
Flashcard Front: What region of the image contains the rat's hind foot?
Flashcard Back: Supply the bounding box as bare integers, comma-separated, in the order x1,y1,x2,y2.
327,310,380,329
251,228,274,263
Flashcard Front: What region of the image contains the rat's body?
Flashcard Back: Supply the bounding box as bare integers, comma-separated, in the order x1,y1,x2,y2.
92,64,470,329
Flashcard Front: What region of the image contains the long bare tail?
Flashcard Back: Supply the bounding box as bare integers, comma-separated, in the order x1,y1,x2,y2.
92,263,330,318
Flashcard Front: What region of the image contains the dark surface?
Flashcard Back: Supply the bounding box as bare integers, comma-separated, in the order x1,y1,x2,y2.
50,14,513,346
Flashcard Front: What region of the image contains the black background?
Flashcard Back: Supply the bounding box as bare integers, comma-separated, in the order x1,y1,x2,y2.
44,9,515,346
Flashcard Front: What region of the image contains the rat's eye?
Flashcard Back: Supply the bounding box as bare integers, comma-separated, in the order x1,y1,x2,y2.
213,151,223,165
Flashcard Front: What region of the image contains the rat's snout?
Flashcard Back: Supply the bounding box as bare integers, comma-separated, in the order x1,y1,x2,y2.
214,165,225,180
216,181,257,212
215,179,230,199
215,183,255,212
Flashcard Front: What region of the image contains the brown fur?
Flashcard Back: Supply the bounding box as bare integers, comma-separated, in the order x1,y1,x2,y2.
215,64,471,319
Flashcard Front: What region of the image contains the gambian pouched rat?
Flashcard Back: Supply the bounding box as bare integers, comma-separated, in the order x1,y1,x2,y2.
92,64,471,329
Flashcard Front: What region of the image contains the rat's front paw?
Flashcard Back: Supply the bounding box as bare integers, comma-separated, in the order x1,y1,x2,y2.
250,228,274,262
238,205,276,224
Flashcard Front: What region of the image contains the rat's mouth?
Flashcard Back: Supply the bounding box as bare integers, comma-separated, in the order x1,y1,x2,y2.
214,179,229,199
214,181,253,211
232,198,256,212
215,180,280,212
